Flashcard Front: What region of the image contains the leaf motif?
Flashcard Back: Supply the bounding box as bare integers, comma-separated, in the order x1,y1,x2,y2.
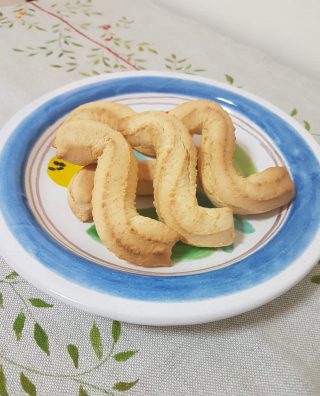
311,275,320,284
20,372,36,396
290,108,298,117
0,292,3,308
13,311,26,341
172,242,214,261
112,320,121,343
222,245,234,253
234,216,255,234
67,344,79,368
79,385,89,396
114,350,137,362
0,365,9,396
34,323,50,355
225,74,234,84
303,120,311,131
5,271,18,280
113,379,139,392
29,298,53,308
90,322,103,359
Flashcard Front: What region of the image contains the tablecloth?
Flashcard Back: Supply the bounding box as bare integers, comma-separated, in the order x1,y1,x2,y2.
0,1,320,395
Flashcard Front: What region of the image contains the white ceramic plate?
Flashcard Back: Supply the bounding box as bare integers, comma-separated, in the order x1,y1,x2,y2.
0,71,319,325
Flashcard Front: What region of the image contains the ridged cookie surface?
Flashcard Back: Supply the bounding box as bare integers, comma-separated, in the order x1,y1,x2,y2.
67,161,154,222
119,111,235,247
55,120,178,266
171,100,295,214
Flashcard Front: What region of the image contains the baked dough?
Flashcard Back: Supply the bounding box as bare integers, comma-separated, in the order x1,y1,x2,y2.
170,100,295,214
68,164,95,222
68,161,154,222
59,101,154,157
56,120,178,266
119,111,235,247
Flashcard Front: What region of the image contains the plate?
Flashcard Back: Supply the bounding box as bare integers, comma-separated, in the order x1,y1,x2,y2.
0,71,319,325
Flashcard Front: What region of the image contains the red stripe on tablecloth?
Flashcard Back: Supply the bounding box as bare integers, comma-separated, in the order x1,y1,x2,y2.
30,1,139,70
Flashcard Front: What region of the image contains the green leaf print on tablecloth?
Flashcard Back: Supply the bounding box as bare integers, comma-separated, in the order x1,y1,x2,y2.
29,298,54,308
113,379,139,392
13,311,26,341
113,351,138,362
0,270,140,394
0,291,3,308
0,365,9,396
112,320,121,344
90,321,103,360
4,1,205,76
20,372,37,396
34,323,50,356
311,275,320,284
67,344,79,369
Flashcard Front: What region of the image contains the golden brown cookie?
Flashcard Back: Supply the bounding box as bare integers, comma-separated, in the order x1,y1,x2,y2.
119,111,235,247
68,164,96,222
170,100,295,214
60,101,154,157
55,120,178,267
67,161,154,222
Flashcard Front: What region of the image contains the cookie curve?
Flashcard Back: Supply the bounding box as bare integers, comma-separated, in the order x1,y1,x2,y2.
119,111,235,247
170,99,295,215
58,100,155,157
67,161,155,222
55,120,179,267
67,164,96,222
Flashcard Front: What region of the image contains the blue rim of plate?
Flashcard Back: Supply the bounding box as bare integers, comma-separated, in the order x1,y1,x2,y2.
0,74,319,302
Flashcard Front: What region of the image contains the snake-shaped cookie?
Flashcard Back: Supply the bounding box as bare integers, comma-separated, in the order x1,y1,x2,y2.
55,120,178,267
170,100,295,214
118,111,235,247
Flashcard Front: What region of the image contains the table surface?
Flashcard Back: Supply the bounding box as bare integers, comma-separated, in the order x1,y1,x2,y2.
0,1,320,395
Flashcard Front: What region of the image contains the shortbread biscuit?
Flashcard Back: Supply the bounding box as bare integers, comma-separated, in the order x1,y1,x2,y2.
56,120,178,266
68,161,154,222
68,164,95,222
119,111,235,247
170,100,295,214
60,101,154,157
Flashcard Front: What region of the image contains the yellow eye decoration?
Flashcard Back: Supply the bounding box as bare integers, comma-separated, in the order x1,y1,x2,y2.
47,156,82,188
